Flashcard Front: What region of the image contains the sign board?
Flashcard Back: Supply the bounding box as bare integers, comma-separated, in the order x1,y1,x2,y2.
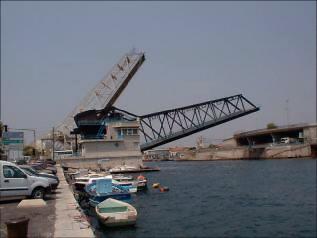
3,140,24,145
3,132,24,140
2,131,24,152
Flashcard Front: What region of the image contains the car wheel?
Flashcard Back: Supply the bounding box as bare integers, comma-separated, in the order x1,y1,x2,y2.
31,187,45,199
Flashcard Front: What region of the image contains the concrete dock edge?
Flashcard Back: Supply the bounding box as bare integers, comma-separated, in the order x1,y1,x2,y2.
54,165,94,238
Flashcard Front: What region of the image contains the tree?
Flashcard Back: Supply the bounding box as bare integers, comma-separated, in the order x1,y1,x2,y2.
23,145,38,157
267,122,277,129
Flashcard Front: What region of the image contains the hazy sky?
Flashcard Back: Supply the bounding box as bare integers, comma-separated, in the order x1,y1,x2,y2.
1,2,316,146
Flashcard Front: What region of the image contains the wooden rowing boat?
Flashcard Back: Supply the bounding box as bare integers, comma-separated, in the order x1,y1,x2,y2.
95,198,137,227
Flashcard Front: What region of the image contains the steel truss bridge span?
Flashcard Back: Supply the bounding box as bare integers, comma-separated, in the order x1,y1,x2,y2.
114,94,259,151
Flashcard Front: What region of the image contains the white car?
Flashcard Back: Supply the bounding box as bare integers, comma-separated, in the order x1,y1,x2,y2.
0,161,51,201
19,165,59,190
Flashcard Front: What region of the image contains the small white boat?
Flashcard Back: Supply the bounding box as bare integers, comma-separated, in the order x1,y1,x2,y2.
112,174,134,182
73,174,109,191
95,198,137,227
109,165,138,173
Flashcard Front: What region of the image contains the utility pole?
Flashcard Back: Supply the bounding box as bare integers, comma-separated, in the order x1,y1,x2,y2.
285,99,289,127
52,127,55,161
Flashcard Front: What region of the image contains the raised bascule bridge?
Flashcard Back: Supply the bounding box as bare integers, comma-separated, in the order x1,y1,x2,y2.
51,49,259,169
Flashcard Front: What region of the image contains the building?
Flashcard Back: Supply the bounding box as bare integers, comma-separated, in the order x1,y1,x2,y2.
169,147,192,160
195,123,317,160
234,123,316,147
143,148,170,161
61,108,143,170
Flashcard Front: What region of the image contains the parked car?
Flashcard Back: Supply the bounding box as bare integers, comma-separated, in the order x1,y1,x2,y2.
45,159,56,165
30,162,57,175
0,161,51,201
19,165,59,190
280,137,297,144
16,159,28,165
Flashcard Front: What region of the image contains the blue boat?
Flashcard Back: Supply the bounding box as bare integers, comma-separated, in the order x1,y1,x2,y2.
85,178,131,207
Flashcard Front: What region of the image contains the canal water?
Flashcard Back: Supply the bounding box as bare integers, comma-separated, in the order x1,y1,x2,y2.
87,159,316,238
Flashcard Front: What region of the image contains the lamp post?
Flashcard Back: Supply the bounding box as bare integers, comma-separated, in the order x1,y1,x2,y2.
52,127,55,161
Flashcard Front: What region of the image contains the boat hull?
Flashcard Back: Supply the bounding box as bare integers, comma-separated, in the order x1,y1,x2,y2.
74,182,87,192
96,215,137,227
95,198,137,227
89,193,131,207
137,181,147,191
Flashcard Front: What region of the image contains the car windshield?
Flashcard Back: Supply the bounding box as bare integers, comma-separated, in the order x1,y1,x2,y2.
22,168,36,176
23,167,39,176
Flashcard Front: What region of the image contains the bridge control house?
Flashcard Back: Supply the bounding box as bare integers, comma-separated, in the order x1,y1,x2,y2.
62,107,143,170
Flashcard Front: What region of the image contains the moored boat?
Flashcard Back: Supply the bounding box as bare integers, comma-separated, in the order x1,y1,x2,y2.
85,178,132,207
112,179,138,193
136,174,147,191
95,198,137,227
112,174,134,182
73,174,110,192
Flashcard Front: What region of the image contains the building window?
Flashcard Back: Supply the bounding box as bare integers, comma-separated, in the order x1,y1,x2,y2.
127,129,133,135
120,128,139,136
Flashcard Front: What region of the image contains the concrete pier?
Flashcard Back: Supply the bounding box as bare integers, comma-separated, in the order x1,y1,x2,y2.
54,165,94,237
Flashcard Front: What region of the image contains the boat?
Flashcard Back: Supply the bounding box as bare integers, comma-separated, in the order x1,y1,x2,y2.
112,174,147,191
85,178,131,207
112,174,134,182
95,198,137,227
109,165,160,174
109,165,138,173
75,174,138,193
112,179,138,193
73,174,109,192
136,174,148,191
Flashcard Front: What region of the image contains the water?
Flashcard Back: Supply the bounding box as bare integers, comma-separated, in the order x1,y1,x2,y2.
87,159,316,238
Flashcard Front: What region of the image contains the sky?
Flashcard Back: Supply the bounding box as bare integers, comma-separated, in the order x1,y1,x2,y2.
1,1,316,146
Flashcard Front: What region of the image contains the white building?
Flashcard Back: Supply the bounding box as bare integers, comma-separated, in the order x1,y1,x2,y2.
61,119,143,170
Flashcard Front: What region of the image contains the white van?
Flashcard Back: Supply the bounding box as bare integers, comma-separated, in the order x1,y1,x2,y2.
0,161,51,201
